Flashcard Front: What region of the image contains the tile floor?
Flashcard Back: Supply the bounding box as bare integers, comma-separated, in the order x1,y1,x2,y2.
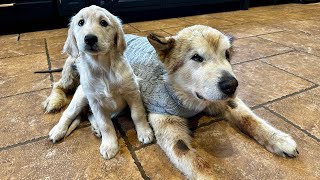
1,3,320,180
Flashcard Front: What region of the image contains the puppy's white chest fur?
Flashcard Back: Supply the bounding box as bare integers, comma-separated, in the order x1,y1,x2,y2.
78,56,127,112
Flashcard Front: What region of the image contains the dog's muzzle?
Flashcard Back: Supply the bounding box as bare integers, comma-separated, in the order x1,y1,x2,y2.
85,34,98,46
84,34,99,51
218,73,238,96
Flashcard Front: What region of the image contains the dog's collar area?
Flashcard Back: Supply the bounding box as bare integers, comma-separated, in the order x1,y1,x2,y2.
164,83,188,109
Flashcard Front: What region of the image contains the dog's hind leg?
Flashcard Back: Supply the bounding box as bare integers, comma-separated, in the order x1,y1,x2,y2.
49,85,87,143
149,113,215,179
208,97,298,158
43,56,80,113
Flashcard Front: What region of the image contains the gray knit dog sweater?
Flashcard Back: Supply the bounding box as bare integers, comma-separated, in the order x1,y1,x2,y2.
125,34,201,118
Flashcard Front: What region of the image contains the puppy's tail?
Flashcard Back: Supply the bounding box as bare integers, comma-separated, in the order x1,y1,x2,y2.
65,116,81,138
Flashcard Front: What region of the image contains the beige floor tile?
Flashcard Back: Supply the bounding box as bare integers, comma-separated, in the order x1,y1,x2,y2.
123,24,139,34
233,61,314,107
262,51,320,84
192,108,320,179
181,14,235,28
47,41,68,61
218,22,283,39
266,87,320,139
0,34,18,44
129,18,191,31
259,31,320,56
161,25,190,35
132,29,170,37
0,39,45,59
0,127,142,180
135,144,184,179
232,37,293,64
20,28,68,40
0,89,60,148
266,20,320,35
0,54,51,97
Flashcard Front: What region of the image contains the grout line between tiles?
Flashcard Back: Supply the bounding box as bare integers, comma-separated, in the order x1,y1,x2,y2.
126,24,142,32
232,49,295,65
0,123,90,152
0,136,48,152
235,30,285,40
0,87,51,99
17,33,20,41
44,38,54,84
113,118,150,180
260,60,318,85
251,84,319,109
263,106,320,142
0,52,44,60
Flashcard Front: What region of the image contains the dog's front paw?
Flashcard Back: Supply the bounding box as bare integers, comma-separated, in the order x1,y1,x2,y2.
100,141,119,159
266,132,299,158
137,126,154,144
49,123,68,143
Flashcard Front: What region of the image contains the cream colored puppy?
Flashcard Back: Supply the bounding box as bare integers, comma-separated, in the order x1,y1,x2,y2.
48,5,153,159
45,24,298,179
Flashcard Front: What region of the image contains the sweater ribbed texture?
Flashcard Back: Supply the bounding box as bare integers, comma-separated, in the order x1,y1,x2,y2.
125,34,200,118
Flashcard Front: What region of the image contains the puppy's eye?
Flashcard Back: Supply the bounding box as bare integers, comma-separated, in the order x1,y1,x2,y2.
225,50,230,60
191,54,204,62
78,19,84,26
100,20,108,27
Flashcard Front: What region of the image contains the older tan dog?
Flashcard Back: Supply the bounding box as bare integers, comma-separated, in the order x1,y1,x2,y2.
44,23,298,179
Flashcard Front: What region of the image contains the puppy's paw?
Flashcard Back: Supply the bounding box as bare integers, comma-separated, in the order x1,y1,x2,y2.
100,141,119,160
137,126,154,144
266,132,298,158
49,123,68,143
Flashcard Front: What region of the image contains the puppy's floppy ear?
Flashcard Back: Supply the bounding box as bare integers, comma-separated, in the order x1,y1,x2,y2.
147,33,175,60
63,18,79,57
114,17,126,54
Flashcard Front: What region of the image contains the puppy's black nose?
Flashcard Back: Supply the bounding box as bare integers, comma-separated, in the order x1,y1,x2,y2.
84,34,98,46
219,73,238,95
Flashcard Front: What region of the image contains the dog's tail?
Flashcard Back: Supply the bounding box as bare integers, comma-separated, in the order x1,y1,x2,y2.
65,116,81,138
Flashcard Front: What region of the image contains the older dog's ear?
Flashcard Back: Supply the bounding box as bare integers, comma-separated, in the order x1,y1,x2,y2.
114,17,126,54
63,20,79,57
147,33,175,60
226,35,234,44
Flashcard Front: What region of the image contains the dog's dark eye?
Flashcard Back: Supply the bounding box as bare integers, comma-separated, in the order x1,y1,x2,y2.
225,50,230,60
191,54,204,62
100,20,108,27
78,19,84,26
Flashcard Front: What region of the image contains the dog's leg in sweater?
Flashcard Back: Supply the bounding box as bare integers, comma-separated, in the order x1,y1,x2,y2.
43,56,80,113
149,113,215,179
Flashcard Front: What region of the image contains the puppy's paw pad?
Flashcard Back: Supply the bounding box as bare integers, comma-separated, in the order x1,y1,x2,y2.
266,133,298,158
137,127,154,144
100,142,119,160
49,124,68,143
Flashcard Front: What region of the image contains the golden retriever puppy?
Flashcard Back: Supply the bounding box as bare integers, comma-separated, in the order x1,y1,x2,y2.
44,24,298,179
48,5,154,159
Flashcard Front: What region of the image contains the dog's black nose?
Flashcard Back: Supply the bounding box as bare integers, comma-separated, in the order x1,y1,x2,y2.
219,73,238,95
84,34,98,46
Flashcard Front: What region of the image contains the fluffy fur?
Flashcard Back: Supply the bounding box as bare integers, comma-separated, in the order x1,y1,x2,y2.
44,19,298,179
47,5,153,159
